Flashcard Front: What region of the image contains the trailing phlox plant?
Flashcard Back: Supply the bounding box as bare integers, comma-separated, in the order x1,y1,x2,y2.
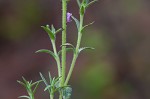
17,0,97,99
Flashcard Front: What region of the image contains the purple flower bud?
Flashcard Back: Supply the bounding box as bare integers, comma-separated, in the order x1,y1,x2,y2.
67,12,72,23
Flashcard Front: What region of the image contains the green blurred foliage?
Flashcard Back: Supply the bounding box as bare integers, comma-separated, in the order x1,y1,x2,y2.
82,27,112,56
80,62,114,98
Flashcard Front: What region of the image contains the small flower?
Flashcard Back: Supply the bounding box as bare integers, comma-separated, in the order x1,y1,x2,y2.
67,12,72,22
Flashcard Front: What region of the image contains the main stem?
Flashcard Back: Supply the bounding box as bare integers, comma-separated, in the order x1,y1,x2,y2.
61,0,67,86
50,94,54,99
60,0,67,98
65,15,84,85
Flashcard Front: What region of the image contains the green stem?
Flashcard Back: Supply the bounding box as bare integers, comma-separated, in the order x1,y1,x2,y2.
60,0,67,99
51,40,61,77
29,93,34,99
61,0,67,86
76,14,84,50
50,94,54,99
64,54,77,85
31,96,34,99
65,15,84,85
59,94,62,99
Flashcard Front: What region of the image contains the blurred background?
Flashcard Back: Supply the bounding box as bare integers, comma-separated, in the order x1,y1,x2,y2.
0,0,150,99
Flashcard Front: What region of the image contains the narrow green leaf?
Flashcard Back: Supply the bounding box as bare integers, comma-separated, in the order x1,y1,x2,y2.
53,76,61,85
39,73,49,86
35,49,56,59
48,72,52,83
55,28,63,34
58,48,74,56
51,77,56,85
86,0,98,8
29,80,32,85
33,81,41,94
39,73,52,93
17,80,26,88
77,0,81,7
44,85,51,91
41,25,55,40
71,16,80,31
81,21,94,33
61,43,75,50
22,77,28,85
79,47,95,53
31,80,42,87
51,25,55,33
18,95,30,99
61,43,76,53
54,80,60,89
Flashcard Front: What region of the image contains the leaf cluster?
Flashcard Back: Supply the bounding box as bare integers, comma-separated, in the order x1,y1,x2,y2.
17,77,42,99
41,25,62,41
40,72,61,95
77,0,98,15
39,72,72,99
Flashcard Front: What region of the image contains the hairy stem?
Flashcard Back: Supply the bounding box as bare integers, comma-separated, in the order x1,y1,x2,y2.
51,40,61,77
61,0,67,86
50,94,54,99
60,0,67,98
65,15,84,85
